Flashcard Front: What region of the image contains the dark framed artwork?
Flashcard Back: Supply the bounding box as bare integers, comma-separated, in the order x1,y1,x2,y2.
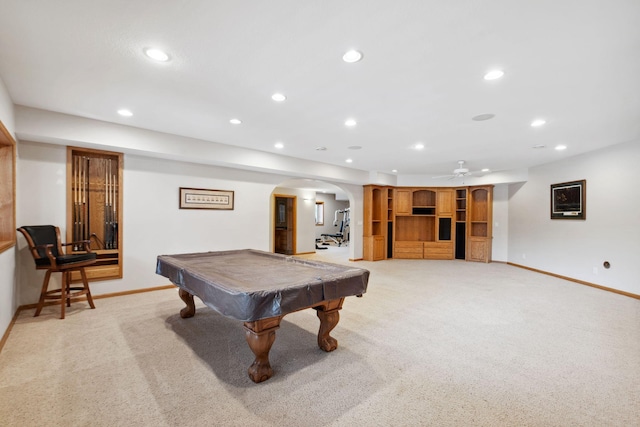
179,187,234,210
550,180,585,219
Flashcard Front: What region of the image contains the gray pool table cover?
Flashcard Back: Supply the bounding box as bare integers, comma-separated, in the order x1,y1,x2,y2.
156,249,370,322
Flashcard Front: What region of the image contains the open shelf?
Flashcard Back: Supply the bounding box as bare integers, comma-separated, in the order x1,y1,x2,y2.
395,216,435,242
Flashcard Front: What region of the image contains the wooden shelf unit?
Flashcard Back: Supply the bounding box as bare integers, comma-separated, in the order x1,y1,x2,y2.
467,186,493,262
0,121,16,254
454,188,468,259
363,185,492,262
363,185,394,261
66,147,124,281
393,187,453,260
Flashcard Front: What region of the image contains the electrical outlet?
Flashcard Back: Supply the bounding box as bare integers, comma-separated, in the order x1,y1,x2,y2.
522,253,526,259
593,267,598,275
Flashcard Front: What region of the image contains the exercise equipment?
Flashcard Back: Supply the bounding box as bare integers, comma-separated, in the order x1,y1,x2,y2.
320,208,350,246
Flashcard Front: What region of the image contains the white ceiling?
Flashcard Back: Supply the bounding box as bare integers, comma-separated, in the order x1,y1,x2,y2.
1,0,639,179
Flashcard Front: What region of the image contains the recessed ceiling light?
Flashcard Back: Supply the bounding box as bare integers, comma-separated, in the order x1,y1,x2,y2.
472,113,495,121
392,169,398,173
271,93,286,102
531,119,546,127
342,50,363,63
345,158,353,163
484,69,504,80
144,48,170,62
414,143,425,150
348,145,362,150
315,146,327,151
117,109,133,117
274,142,284,149
555,144,567,151
229,118,242,125
345,118,357,127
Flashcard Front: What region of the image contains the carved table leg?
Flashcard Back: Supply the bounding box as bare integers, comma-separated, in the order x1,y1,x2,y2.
244,317,282,383
314,298,345,352
178,288,196,318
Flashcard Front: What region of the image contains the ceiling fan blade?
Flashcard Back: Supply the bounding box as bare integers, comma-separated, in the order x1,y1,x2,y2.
431,174,454,179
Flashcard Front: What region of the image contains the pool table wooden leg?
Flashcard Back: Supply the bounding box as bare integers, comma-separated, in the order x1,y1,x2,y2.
314,297,345,352
244,316,282,383
178,288,196,318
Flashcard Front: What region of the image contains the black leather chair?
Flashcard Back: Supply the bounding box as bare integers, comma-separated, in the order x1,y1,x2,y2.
17,225,97,319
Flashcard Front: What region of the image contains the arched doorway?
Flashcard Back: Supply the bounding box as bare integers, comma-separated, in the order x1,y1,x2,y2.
269,179,363,262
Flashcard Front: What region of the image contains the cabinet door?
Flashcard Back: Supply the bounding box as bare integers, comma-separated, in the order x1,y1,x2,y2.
468,237,490,262
436,189,454,216
395,189,412,215
373,235,385,260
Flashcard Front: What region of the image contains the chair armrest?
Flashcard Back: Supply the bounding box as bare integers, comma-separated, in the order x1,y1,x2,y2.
34,243,58,268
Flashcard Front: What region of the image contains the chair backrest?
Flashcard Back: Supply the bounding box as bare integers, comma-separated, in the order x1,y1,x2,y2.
17,225,63,262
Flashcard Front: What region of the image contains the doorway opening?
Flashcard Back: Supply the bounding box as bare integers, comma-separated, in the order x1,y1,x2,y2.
270,180,356,262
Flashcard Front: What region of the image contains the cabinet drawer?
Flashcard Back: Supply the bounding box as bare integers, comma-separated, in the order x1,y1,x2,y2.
394,242,423,259
423,242,453,259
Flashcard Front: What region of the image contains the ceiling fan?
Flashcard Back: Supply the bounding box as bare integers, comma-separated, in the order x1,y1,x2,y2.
432,160,485,180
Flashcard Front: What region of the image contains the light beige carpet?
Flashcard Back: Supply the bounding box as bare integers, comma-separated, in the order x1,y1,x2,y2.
1,247,639,426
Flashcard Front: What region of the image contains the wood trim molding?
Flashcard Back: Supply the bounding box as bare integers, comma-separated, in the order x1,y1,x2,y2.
0,308,22,354
508,262,639,300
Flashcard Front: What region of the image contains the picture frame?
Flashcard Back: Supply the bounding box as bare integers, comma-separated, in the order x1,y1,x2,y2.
179,187,234,210
550,180,585,219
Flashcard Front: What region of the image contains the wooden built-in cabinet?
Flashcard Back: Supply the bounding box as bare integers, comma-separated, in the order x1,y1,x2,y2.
66,147,124,281
363,185,393,261
394,188,452,260
467,186,492,262
0,121,16,254
363,185,492,262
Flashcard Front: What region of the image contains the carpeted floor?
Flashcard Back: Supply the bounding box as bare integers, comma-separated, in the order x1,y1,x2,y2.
1,246,639,426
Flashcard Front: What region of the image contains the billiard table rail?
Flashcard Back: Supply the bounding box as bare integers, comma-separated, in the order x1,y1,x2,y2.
155,249,369,322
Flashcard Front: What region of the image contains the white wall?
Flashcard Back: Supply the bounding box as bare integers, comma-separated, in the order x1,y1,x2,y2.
15,141,296,303
15,141,68,304
0,76,16,336
492,184,509,262
508,140,640,295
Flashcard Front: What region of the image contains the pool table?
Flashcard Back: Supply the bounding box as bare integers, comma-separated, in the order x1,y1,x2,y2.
156,249,369,383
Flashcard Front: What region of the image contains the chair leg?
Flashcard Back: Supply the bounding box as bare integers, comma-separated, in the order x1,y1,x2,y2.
60,271,67,320
34,270,52,317
66,272,72,307
80,268,96,309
